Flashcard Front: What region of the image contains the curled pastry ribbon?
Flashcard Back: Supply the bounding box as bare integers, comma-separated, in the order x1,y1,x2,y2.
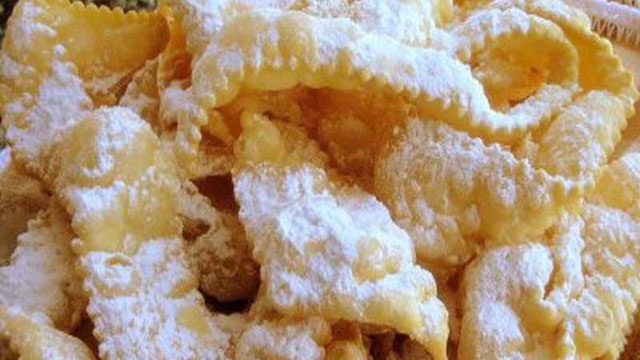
440,8,579,125
373,0,638,274
484,0,638,191
484,0,638,107
166,1,582,176
1,0,233,358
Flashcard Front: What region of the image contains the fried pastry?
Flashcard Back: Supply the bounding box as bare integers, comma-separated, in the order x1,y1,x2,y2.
459,146,640,359
233,113,449,360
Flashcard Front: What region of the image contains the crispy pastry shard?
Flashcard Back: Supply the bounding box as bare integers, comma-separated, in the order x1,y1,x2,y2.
533,91,626,179
0,203,83,332
0,141,85,360
2,3,235,353
486,0,639,108
233,113,449,360
0,203,90,360
120,58,235,179
157,6,192,95
458,219,577,359
375,119,575,272
0,0,167,175
0,0,167,106
0,307,95,360
375,90,627,274
459,146,640,359
55,107,232,359
1,4,239,355
166,1,576,174
441,8,579,111
309,50,565,185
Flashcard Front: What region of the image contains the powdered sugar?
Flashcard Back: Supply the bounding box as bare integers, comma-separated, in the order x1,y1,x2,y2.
235,317,330,360
0,203,84,331
74,107,148,181
233,120,449,360
3,59,92,174
64,181,127,226
82,238,231,359
459,149,640,359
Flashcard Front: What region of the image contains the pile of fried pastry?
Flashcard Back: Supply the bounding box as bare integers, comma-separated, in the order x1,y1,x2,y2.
1,0,640,359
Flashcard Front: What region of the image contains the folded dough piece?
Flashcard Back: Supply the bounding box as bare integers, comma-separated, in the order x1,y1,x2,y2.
57,107,233,359
375,90,626,276
1,1,237,356
459,145,640,359
0,199,90,360
233,113,449,360
375,118,577,274
0,202,83,332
